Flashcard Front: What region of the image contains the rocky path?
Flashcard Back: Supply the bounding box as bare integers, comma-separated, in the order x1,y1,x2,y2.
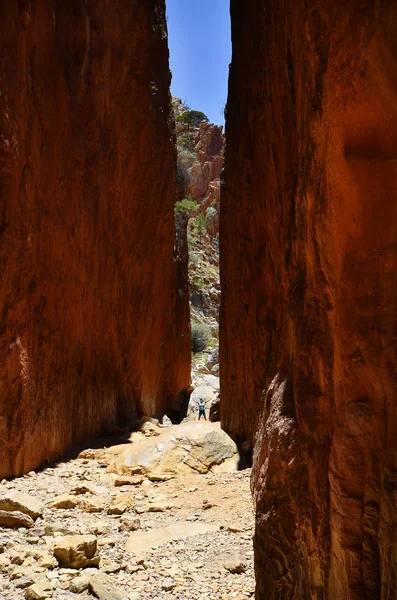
0,424,255,600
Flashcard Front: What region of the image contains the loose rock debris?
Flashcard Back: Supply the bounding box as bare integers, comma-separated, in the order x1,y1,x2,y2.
0,423,255,599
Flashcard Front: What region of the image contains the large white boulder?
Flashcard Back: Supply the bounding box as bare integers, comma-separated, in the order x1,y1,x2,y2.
112,422,238,475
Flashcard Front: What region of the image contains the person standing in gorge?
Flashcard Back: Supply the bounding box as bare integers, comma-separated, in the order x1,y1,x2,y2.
198,398,207,421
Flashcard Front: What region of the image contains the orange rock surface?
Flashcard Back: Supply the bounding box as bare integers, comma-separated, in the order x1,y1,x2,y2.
0,2,190,478
221,1,397,597
189,121,224,213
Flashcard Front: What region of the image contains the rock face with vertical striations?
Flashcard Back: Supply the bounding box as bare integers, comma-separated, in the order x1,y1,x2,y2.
189,121,225,205
0,1,190,479
221,0,397,598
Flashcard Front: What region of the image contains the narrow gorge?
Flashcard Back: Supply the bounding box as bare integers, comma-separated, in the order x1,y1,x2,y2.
1,1,397,599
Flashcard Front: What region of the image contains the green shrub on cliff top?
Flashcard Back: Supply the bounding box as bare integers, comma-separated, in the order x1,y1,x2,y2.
176,110,209,127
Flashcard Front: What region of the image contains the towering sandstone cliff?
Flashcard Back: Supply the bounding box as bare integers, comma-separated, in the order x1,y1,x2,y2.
221,0,397,597
0,1,190,479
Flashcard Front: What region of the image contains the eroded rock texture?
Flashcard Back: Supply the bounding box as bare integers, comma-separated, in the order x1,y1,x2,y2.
0,1,190,478
221,0,397,597
189,121,225,204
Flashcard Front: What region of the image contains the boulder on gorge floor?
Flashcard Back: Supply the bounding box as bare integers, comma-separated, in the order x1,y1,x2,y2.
0,509,34,529
47,494,79,510
53,535,99,569
0,492,44,520
222,0,397,598
112,422,239,475
125,521,220,556
89,573,127,600
24,580,53,600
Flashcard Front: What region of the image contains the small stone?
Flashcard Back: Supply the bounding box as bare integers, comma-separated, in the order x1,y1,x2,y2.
140,480,152,488
43,523,76,536
79,497,103,513
227,524,244,533
101,561,122,574
118,517,140,532
15,576,36,589
147,503,172,513
77,449,105,460
0,555,11,573
39,555,58,569
58,568,80,575
24,580,54,599
29,527,46,538
147,474,174,482
98,537,116,548
10,550,26,565
46,572,59,580
69,575,90,593
222,554,246,574
86,520,112,536
70,485,95,495
107,499,131,515
53,535,100,569
11,567,35,581
134,504,146,514
162,578,176,591
114,475,144,487
47,494,79,509
26,537,40,545
0,510,34,529
89,573,127,600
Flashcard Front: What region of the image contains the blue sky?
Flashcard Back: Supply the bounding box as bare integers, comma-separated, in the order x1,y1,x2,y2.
166,0,231,126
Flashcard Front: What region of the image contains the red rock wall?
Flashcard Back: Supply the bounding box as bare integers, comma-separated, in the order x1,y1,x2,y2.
0,1,190,479
189,121,225,203
221,0,397,597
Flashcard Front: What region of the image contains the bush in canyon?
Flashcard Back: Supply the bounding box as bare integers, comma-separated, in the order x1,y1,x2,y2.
205,206,218,237
176,157,191,198
178,136,192,149
195,212,207,242
174,197,198,216
177,146,196,168
191,321,211,353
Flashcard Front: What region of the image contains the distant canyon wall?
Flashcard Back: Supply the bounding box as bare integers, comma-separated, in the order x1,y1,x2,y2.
0,1,190,478
221,0,397,598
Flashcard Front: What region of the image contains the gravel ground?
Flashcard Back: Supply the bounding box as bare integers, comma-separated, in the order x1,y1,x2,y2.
0,428,255,600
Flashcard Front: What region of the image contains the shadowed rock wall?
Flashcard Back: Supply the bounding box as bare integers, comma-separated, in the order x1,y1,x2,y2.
221,0,397,597
0,1,190,478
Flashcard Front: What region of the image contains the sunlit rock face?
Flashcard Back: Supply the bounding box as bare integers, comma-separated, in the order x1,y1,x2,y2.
221,0,397,597
189,121,225,205
0,1,190,478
